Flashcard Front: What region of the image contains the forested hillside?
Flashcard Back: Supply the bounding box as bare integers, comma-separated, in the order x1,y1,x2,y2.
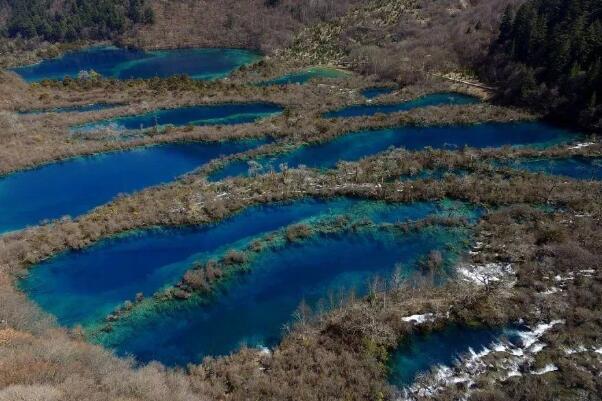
484,0,602,131
0,0,153,41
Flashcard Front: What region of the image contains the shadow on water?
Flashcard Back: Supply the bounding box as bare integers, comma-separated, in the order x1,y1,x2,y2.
323,92,480,118
502,156,602,181
18,102,124,115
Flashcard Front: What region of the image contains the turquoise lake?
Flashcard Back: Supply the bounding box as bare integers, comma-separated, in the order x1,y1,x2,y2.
11,47,261,82
257,67,350,86
208,122,578,181
505,156,602,180
389,326,516,387
99,222,468,365
0,140,265,233
72,103,283,133
19,102,123,115
323,92,479,118
21,199,442,327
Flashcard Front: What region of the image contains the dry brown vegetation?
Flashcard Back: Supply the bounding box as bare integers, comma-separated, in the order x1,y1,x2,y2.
0,36,87,68
0,0,600,399
267,0,524,81
123,0,363,53
0,66,524,176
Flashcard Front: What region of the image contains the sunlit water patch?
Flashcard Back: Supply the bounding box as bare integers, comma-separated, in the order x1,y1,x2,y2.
18,102,123,115
20,199,444,327
323,92,479,118
208,122,579,180
0,140,266,233
11,46,261,82
503,156,602,180
362,87,395,99
257,67,350,86
389,325,518,387
100,223,469,365
72,103,283,134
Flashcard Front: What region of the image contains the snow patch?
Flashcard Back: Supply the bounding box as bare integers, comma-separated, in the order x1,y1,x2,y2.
570,142,594,149
539,287,561,295
396,320,564,401
531,364,558,375
458,263,514,286
402,313,435,324
564,345,587,355
530,343,546,353
518,320,563,348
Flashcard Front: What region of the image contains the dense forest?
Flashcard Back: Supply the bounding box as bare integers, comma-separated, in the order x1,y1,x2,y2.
0,0,153,41
484,0,602,131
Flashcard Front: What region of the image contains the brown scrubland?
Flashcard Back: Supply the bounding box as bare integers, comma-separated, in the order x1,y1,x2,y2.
0,68,526,175
122,0,363,53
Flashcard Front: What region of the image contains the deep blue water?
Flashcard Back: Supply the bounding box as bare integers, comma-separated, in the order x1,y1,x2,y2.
72,103,283,133
208,159,254,181
19,103,123,115
208,122,579,180
362,87,395,99
11,47,261,83
101,224,466,365
505,156,602,180
21,199,442,327
257,67,349,86
0,140,265,233
389,326,514,386
323,93,480,118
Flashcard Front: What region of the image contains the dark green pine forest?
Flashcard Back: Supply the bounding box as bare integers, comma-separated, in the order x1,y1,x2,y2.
484,0,602,131
1,0,153,42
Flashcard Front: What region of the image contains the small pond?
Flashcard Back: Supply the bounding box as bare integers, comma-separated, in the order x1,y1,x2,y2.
18,103,123,115
361,87,396,99
323,92,480,119
504,156,602,181
257,67,350,86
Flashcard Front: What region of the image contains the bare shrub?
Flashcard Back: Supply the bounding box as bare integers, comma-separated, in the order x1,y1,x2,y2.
285,224,312,242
